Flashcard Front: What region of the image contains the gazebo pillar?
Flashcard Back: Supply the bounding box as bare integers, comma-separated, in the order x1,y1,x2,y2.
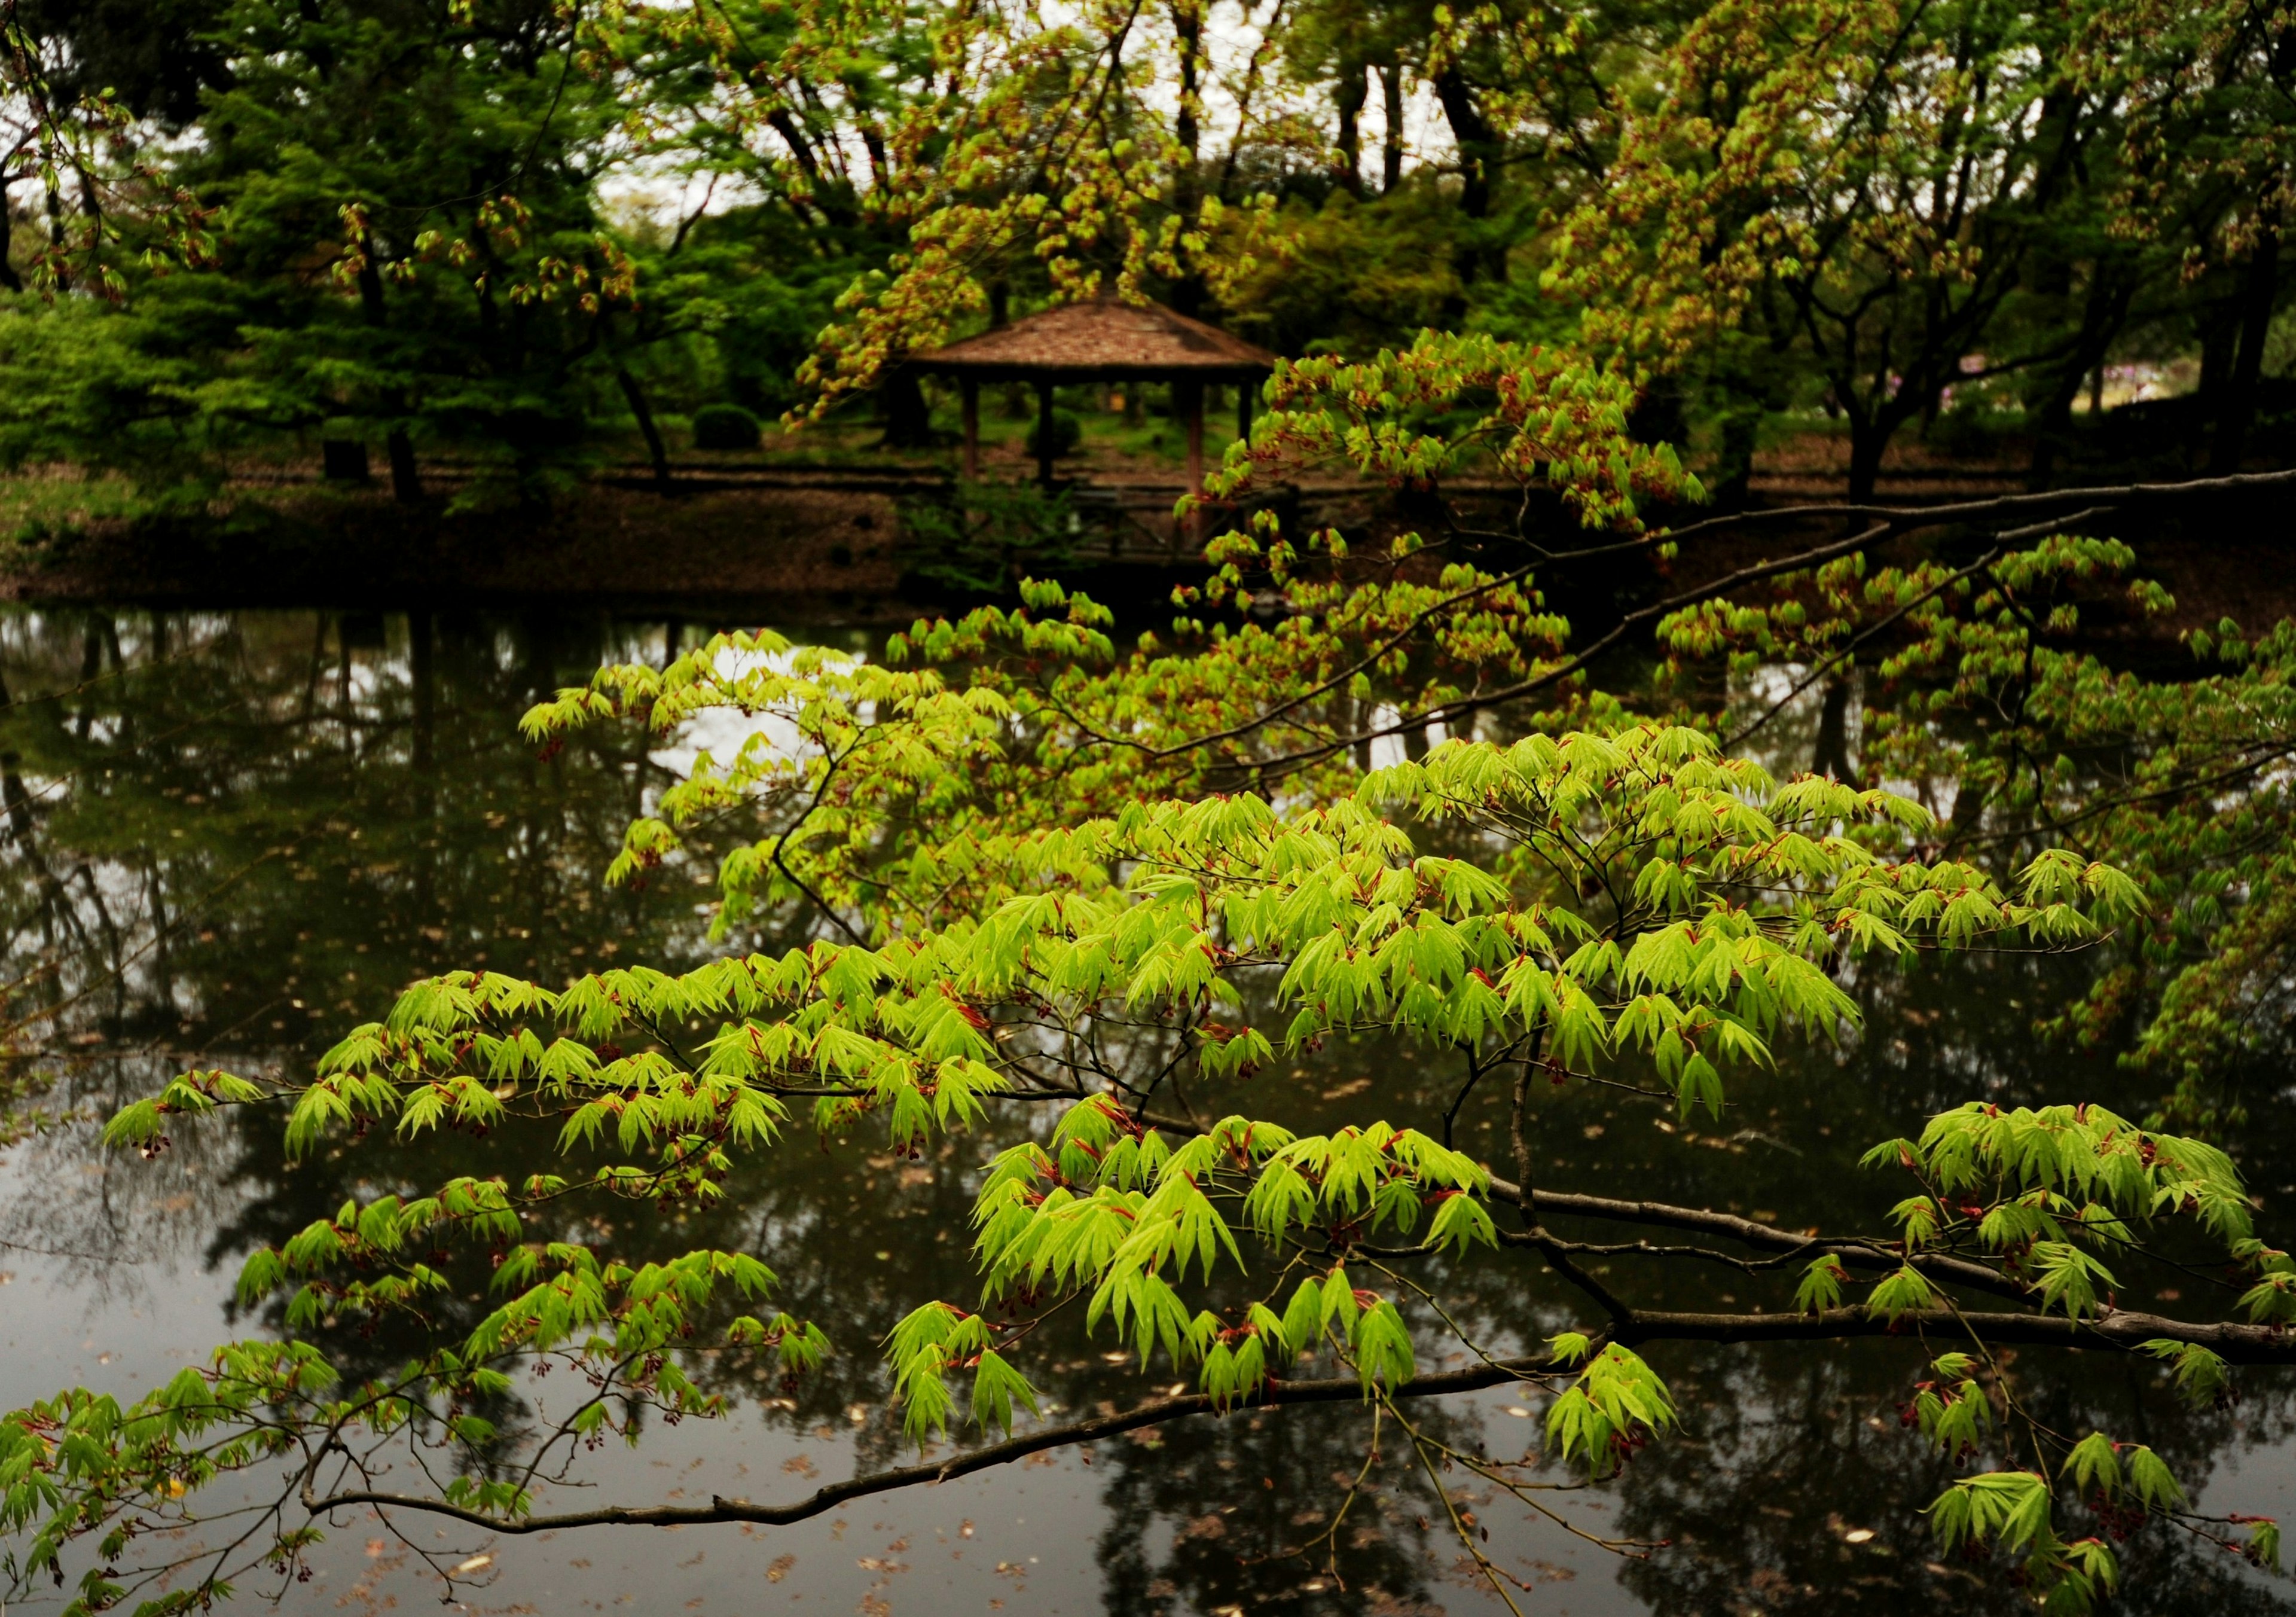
960,379,979,481
1238,380,1254,446
1034,379,1058,487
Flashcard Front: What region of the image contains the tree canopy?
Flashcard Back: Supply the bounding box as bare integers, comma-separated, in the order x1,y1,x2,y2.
3,0,2294,492
8,1,2296,1613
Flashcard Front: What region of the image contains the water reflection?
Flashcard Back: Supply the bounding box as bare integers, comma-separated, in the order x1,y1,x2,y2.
0,608,2291,1615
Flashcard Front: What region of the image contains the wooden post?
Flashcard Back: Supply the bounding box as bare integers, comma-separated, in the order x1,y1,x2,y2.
960,379,979,481
1183,379,1205,547
1237,375,1254,446
1034,377,1057,487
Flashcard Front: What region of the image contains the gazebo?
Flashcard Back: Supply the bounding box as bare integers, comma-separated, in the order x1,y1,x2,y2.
910,297,1278,498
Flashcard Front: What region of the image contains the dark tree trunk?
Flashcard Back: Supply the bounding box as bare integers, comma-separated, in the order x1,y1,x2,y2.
1168,0,1207,316
1812,677,1855,780
0,178,20,294
1335,62,1366,196
44,181,67,292
386,432,421,504
2028,273,2134,489
2212,218,2281,475
1713,408,1761,508
1846,414,1889,503
1628,376,1686,454
1432,68,1499,302
1173,1,1202,171
878,368,933,449
1381,65,1404,194
2196,292,2240,457
357,255,422,503
766,108,855,229
321,440,371,482
616,365,673,490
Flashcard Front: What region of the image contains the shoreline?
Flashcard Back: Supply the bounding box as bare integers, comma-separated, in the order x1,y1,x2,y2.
0,466,2285,654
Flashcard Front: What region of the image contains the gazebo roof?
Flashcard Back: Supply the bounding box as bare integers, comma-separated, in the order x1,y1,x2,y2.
911,296,1277,381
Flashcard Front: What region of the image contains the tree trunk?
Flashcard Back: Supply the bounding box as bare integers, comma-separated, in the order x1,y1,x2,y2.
1335,62,1366,196
44,181,68,292
1628,376,1686,456
1432,68,1498,301
1173,1,1202,174
2212,216,2281,475
766,108,855,229
616,365,673,490
1846,416,1888,503
0,178,20,294
1381,65,1404,194
322,440,370,482
878,368,933,449
386,432,421,504
1714,408,1761,508
357,255,423,503
2195,292,2240,458
2028,273,2134,489
1168,0,1207,316
1811,678,1855,780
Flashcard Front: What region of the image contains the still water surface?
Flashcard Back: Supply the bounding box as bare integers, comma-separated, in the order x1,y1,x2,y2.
0,608,2292,1616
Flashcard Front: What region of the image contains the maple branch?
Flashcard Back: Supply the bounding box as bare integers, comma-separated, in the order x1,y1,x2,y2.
301,1303,2296,1537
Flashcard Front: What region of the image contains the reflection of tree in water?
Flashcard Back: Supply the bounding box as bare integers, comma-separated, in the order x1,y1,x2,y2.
0,609,707,1071
186,932,2296,1616
1613,1342,2296,1616
1095,1401,1457,1617
0,608,739,1271
14,608,2296,1613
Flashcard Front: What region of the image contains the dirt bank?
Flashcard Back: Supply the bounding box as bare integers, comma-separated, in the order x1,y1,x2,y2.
0,480,924,616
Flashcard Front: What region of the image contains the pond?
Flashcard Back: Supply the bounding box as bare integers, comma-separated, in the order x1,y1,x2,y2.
0,606,2291,1617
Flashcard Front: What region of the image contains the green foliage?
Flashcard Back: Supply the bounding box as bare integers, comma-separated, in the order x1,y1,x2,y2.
1544,1344,1677,1479
5,7,2295,1603
1025,407,1084,460
1928,1471,2123,1613
1674,540,2296,1134
1909,1354,1993,1457
691,404,764,452
2,659,2178,1607
2141,1340,2230,1408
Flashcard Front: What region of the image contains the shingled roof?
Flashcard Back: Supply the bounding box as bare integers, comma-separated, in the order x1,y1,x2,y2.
912,296,1277,380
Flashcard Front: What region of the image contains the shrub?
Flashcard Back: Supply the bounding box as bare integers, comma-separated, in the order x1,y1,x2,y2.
1025,407,1083,459
692,404,764,451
